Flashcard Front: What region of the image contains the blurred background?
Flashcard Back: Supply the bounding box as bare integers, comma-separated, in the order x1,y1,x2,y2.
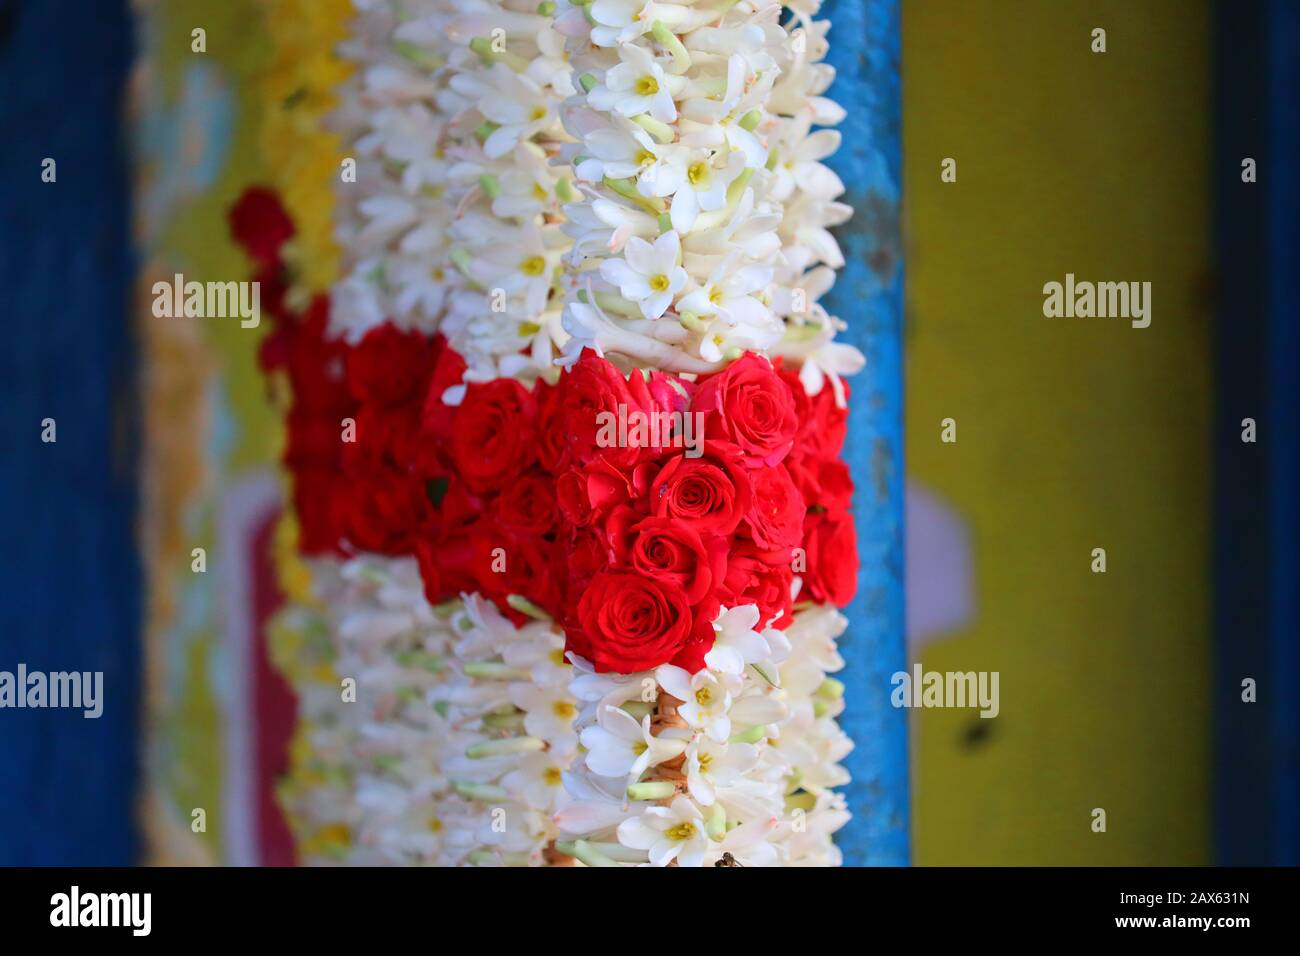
0,0,1294,865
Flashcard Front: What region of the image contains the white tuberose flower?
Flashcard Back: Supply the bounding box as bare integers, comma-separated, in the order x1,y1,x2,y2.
656,664,734,742
588,43,682,123
686,737,759,805
449,63,553,160
704,605,779,676
617,796,710,867
669,149,745,234
677,257,772,329
580,704,687,778
599,230,687,319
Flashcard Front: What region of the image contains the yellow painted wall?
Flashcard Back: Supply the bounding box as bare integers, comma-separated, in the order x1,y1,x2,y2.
902,0,1212,864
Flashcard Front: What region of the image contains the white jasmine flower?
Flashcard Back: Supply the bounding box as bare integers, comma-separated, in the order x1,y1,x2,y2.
727,689,788,729
576,123,659,182
695,309,784,364
770,125,844,203
709,815,782,867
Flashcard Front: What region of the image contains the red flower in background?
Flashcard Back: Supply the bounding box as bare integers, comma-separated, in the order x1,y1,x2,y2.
450,378,537,494
229,187,295,266
347,325,433,408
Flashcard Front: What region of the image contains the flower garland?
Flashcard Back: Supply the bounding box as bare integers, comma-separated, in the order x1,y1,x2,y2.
558,602,852,866
551,0,862,394
330,0,576,390
273,556,574,865
240,0,865,867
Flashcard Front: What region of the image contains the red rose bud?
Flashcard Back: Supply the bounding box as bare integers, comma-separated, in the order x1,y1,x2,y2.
450,378,537,494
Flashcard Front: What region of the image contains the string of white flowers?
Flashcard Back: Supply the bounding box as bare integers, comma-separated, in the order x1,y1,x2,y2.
555,599,851,866
550,0,864,398
330,0,576,392
277,557,575,866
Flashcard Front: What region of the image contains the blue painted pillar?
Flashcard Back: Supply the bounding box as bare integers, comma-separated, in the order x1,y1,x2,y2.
820,0,910,865
0,0,139,863
1212,0,1299,866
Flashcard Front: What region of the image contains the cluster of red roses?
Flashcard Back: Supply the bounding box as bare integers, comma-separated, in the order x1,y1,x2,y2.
234,188,859,674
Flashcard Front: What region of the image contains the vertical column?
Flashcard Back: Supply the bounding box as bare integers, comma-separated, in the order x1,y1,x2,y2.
1212,0,1299,866
819,0,909,865
0,0,139,863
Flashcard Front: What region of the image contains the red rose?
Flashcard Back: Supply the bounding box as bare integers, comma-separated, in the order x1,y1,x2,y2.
744,464,807,551
720,541,794,630
229,187,294,265
450,378,537,493
341,467,431,554
533,376,570,474
285,408,346,468
293,468,348,555
346,325,433,407
556,467,595,527
418,338,468,446
803,511,859,607
427,473,487,533
573,572,694,673
415,528,479,605
556,350,678,468
777,362,849,462
562,527,610,607
470,522,562,623
492,468,560,535
788,456,854,515
341,401,421,474
649,446,752,535
252,263,293,360
617,515,724,605
285,310,353,416
693,352,797,467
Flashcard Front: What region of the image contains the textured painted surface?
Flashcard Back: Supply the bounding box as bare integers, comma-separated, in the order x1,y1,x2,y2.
820,0,910,866
904,0,1212,864
0,0,139,864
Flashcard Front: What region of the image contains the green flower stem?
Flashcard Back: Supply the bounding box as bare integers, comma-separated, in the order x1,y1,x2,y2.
466,736,546,759
463,662,532,681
